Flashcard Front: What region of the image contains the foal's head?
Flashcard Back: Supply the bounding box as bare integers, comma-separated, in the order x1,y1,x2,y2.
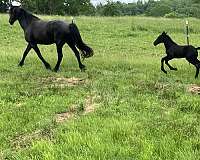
153,32,169,46
9,6,23,25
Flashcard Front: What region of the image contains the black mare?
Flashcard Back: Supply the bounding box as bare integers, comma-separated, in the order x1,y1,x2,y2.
154,32,200,78
9,6,93,72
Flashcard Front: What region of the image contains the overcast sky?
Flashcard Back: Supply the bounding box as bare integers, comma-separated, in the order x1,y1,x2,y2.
91,0,140,6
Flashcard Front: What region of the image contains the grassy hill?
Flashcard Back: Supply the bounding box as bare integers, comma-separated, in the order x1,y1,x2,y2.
0,14,200,159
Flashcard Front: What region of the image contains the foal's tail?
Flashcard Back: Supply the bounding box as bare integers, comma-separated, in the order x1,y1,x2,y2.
69,23,93,59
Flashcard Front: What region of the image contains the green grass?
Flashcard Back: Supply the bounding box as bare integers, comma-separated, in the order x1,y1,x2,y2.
0,14,200,159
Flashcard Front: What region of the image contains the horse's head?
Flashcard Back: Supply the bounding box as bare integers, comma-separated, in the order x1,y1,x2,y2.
153,31,168,46
9,6,22,25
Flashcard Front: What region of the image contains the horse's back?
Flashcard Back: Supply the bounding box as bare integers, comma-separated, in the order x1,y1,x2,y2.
28,20,71,44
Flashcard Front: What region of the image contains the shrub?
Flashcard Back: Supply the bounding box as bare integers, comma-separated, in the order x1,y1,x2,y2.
164,12,185,18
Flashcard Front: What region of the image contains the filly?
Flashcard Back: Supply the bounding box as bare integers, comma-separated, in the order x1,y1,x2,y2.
154,32,200,78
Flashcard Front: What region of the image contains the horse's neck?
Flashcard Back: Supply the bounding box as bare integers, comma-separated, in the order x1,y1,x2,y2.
18,11,39,31
164,37,177,50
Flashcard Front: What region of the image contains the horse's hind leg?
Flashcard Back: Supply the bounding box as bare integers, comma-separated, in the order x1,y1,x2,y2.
186,57,200,78
19,43,32,66
195,66,199,79
68,43,86,71
54,42,64,72
165,56,177,71
31,44,51,70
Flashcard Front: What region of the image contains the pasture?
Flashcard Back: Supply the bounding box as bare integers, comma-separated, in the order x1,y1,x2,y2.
0,14,200,159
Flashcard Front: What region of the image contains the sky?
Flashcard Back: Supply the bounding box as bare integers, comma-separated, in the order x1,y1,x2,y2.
91,0,140,6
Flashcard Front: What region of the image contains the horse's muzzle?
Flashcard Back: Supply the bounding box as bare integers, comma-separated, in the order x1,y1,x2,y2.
153,41,158,46
9,19,15,25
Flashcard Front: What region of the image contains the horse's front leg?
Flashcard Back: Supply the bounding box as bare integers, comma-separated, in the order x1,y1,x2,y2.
54,42,64,72
31,44,51,70
161,56,167,74
68,43,86,71
19,43,32,67
165,56,177,71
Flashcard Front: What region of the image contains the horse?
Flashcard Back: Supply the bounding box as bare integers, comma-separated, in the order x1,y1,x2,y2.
153,32,200,78
9,6,93,72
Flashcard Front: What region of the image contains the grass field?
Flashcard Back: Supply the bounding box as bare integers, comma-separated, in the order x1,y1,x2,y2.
0,14,200,159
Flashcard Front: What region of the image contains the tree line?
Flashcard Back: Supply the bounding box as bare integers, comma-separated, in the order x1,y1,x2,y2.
0,0,200,18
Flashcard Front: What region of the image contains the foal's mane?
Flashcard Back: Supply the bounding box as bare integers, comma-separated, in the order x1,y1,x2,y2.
164,34,177,45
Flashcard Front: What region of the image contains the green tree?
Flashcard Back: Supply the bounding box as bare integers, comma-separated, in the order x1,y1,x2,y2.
146,2,171,17
0,0,9,13
64,0,95,15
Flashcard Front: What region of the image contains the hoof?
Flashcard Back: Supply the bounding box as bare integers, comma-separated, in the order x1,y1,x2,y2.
161,69,167,74
81,68,86,72
80,65,86,72
18,62,24,67
171,68,177,71
53,68,59,72
45,64,51,70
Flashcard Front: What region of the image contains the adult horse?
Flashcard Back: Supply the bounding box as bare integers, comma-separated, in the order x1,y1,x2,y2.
154,32,200,78
9,6,93,72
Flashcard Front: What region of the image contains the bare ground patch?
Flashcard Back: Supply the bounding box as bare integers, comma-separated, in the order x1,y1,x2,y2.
82,96,96,115
187,84,200,94
55,105,77,123
11,128,53,150
40,77,87,88
10,95,99,150
55,95,99,123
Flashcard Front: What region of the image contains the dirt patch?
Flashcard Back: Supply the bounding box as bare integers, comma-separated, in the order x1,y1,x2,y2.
55,96,98,123
41,77,87,88
55,106,76,123
55,112,74,123
188,84,200,94
154,83,169,90
11,129,53,149
82,96,96,115
16,102,24,107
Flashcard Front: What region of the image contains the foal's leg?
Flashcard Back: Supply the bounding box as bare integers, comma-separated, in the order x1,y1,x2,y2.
68,43,86,71
54,42,64,72
31,44,51,70
186,58,200,78
196,66,200,79
161,56,167,74
19,43,32,66
165,56,177,71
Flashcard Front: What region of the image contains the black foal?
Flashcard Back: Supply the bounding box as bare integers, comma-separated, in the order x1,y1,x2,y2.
9,6,93,72
154,32,200,78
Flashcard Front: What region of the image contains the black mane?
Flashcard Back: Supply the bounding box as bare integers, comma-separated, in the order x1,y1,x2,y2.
165,34,177,45
20,8,40,21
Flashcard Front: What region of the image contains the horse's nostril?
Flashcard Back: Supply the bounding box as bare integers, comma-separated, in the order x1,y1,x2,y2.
9,19,14,25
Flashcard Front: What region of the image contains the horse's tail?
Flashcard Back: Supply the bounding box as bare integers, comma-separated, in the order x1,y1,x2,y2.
196,47,200,50
69,23,93,59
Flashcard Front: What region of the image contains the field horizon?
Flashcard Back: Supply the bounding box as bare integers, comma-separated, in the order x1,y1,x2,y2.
0,14,200,159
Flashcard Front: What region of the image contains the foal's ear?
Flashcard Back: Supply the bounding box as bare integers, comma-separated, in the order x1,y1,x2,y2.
162,31,167,35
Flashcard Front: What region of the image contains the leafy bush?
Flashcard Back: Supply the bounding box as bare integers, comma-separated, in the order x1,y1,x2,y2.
146,4,171,17
164,12,185,18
